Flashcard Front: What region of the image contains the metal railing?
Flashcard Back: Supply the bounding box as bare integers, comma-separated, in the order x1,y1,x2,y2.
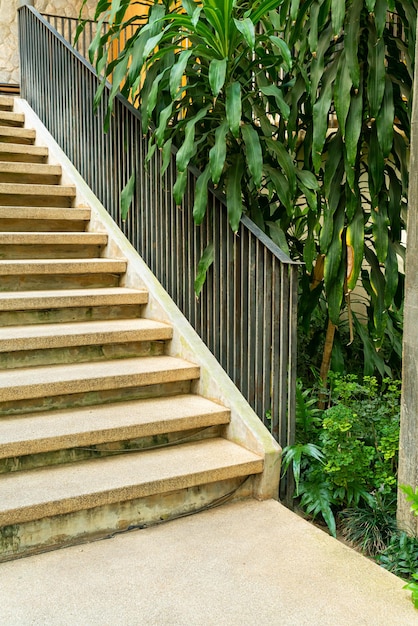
18,5,299,498
41,13,140,61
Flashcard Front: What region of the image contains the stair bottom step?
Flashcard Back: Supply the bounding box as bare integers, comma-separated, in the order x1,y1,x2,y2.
0,476,253,562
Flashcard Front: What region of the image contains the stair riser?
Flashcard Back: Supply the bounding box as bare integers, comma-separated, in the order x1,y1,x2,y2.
0,244,104,259
0,426,223,474
0,135,34,146
0,304,144,327
0,274,122,291
0,476,254,562
0,380,193,417
0,194,73,208
0,219,88,232
0,152,47,163
0,117,24,128
0,340,166,369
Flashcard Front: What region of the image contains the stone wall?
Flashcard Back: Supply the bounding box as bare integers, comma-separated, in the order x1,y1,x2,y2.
0,1,97,85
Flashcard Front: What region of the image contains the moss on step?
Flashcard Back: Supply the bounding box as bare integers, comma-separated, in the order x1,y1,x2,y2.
0,273,121,291
0,476,253,562
0,340,166,369
0,305,143,327
0,380,193,417
0,426,222,474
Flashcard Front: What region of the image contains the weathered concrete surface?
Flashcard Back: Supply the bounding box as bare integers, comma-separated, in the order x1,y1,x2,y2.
0,499,415,626
0,1,97,84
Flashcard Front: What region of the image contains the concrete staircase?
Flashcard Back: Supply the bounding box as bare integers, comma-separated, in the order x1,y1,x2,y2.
0,95,269,561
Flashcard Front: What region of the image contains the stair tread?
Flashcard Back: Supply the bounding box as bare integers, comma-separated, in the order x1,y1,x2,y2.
0,258,127,274
0,438,262,525
0,182,75,196
0,112,24,126
0,317,173,350
0,143,48,156
0,207,90,220
0,126,35,139
0,356,200,402
0,395,230,458
0,287,148,310
0,162,61,175
0,232,107,244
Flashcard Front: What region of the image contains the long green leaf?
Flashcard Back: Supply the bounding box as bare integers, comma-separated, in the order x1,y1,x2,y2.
346,205,364,292
265,138,296,194
259,85,290,120
170,49,193,99
209,120,228,184
176,106,209,172
331,0,345,36
312,77,333,173
226,82,242,138
233,17,255,50
173,169,188,206
264,165,293,214
371,202,389,264
367,22,385,119
241,124,263,189
345,73,363,181
226,155,244,232
334,52,352,139
376,76,394,158
193,164,212,224
120,171,135,221
345,0,362,89
324,200,345,324
209,58,227,97
269,35,292,72
194,243,214,297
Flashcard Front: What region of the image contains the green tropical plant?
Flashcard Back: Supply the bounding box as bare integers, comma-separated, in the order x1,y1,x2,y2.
80,0,416,377
277,0,416,380
80,0,316,239
339,496,397,555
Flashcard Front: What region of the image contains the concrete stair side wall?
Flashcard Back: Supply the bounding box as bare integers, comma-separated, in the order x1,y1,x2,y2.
15,97,281,500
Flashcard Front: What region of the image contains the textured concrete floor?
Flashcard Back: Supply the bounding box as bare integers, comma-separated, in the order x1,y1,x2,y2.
0,499,416,626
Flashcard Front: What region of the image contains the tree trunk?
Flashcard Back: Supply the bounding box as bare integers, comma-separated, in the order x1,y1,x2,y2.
397,19,418,535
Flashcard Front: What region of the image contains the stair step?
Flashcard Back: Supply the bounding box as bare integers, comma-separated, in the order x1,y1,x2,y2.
0,112,25,128
0,286,148,311
0,438,262,527
0,395,230,460
0,126,36,145
0,206,90,232
0,182,76,207
0,162,62,184
0,318,173,352
0,356,200,403
0,96,14,111
0,232,108,259
0,143,48,163
0,258,127,275
0,232,104,245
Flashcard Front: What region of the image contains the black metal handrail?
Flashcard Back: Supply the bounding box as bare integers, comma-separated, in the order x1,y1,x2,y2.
18,5,299,497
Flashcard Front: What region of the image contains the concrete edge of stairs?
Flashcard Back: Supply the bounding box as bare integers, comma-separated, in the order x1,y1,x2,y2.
15,97,281,501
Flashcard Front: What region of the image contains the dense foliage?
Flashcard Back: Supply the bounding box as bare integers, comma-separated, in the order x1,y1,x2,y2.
281,375,401,537
79,0,417,377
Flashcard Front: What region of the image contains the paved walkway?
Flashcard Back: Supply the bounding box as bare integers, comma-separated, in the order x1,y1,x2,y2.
0,499,416,625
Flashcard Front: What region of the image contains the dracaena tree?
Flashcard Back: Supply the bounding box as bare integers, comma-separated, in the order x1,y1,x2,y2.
276,0,417,380
80,0,316,235
80,0,416,380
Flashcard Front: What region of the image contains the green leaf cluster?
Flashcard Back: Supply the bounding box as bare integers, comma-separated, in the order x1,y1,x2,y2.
283,375,401,536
